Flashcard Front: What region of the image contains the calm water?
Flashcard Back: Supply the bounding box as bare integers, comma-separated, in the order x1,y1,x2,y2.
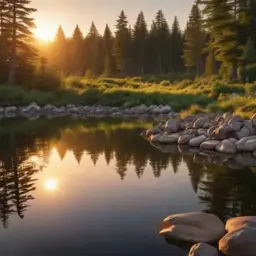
0,118,255,256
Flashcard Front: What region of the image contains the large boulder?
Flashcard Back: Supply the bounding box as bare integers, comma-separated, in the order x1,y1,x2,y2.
189,135,207,147
219,227,256,256
236,136,256,152
230,121,243,132
159,211,225,243
189,243,219,256
216,140,237,154
226,216,256,233
200,140,221,151
244,120,256,135
165,119,180,133
178,134,195,145
212,125,233,140
237,126,251,140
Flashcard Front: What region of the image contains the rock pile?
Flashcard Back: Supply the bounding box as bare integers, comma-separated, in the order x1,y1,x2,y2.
160,212,256,256
143,113,256,157
0,103,174,119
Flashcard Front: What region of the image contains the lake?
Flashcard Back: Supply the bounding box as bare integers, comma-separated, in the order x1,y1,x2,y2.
0,118,255,256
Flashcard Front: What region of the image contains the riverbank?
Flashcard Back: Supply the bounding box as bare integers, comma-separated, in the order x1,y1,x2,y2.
142,113,256,157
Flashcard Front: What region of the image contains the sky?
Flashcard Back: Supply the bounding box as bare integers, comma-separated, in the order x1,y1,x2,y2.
32,0,194,41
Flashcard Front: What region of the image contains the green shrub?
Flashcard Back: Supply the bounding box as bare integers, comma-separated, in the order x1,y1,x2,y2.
212,82,245,98
246,64,256,82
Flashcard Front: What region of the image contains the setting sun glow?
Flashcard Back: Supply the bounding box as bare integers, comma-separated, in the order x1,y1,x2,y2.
33,22,56,42
45,178,58,192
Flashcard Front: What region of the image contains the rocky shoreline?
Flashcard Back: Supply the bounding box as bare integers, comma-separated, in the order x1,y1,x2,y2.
0,103,174,119
160,212,256,256
142,113,256,157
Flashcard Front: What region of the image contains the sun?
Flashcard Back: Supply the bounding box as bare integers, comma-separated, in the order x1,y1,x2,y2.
45,178,58,192
33,23,56,42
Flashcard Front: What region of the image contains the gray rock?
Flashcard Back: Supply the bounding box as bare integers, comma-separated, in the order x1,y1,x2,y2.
229,115,243,123
145,127,162,137
226,216,256,233
183,115,197,122
178,134,195,145
159,134,180,144
237,126,251,140
194,117,209,129
216,140,237,154
160,211,225,243
244,120,256,135
4,106,17,118
198,128,207,136
200,140,221,151
160,105,172,114
230,121,243,132
236,136,256,151
165,119,180,133
189,135,207,147
189,243,218,256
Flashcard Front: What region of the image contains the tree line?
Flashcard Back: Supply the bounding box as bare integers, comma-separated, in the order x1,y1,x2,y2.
1,0,256,85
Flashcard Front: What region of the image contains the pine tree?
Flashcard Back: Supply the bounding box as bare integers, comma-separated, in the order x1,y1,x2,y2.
183,4,205,75
7,0,37,85
51,26,68,73
70,25,84,76
0,0,9,83
133,11,148,75
84,22,104,76
102,24,115,76
170,16,184,72
243,37,256,64
114,11,132,76
154,10,171,73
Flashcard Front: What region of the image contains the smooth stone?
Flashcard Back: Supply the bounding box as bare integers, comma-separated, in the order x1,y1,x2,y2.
150,134,162,143
189,243,218,256
237,126,251,140
178,134,195,145
244,120,256,135
165,119,180,133
226,216,256,233
219,227,256,256
236,136,256,151
230,121,243,132
160,212,225,243
189,135,207,147
194,117,209,129
159,134,180,144
200,140,221,151
216,140,237,154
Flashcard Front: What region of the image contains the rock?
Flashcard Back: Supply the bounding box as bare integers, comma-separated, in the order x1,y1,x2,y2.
4,106,17,118
189,135,207,147
165,119,180,133
200,140,221,151
150,134,162,143
237,126,251,140
229,115,243,123
223,112,233,120
228,138,238,144
159,134,180,144
236,136,256,151
235,153,256,166
183,128,198,136
194,117,209,129
197,128,207,136
244,120,256,135
203,123,212,129
226,216,256,233
160,105,172,114
145,127,162,137
207,126,218,138
230,121,243,132
189,243,219,256
216,140,237,154
212,125,233,140
251,113,256,127
219,227,256,256
178,134,195,145
183,115,197,122
159,211,225,243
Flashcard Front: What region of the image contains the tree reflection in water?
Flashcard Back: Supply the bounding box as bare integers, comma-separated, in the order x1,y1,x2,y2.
0,118,255,227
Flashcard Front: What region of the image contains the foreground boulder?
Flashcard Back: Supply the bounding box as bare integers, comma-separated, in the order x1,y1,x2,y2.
159,212,225,243
189,243,218,256
219,227,256,256
216,139,237,154
200,140,221,151
236,136,256,151
189,135,207,147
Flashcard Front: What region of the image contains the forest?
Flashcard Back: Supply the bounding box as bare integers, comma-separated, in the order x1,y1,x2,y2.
0,0,255,115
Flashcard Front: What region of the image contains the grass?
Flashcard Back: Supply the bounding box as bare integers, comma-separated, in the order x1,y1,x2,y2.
0,75,255,117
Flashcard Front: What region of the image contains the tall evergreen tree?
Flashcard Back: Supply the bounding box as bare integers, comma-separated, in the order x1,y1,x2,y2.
183,4,205,75
84,22,104,76
133,11,148,75
51,26,68,73
114,11,132,76
7,0,37,85
70,25,84,76
102,24,115,76
170,16,184,72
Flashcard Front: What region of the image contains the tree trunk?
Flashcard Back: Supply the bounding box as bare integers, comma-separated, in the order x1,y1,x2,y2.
232,62,238,80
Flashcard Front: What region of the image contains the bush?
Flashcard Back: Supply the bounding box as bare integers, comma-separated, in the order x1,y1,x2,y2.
212,82,245,98
246,64,256,82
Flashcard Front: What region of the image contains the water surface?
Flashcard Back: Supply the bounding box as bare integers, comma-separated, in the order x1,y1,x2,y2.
0,118,255,256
